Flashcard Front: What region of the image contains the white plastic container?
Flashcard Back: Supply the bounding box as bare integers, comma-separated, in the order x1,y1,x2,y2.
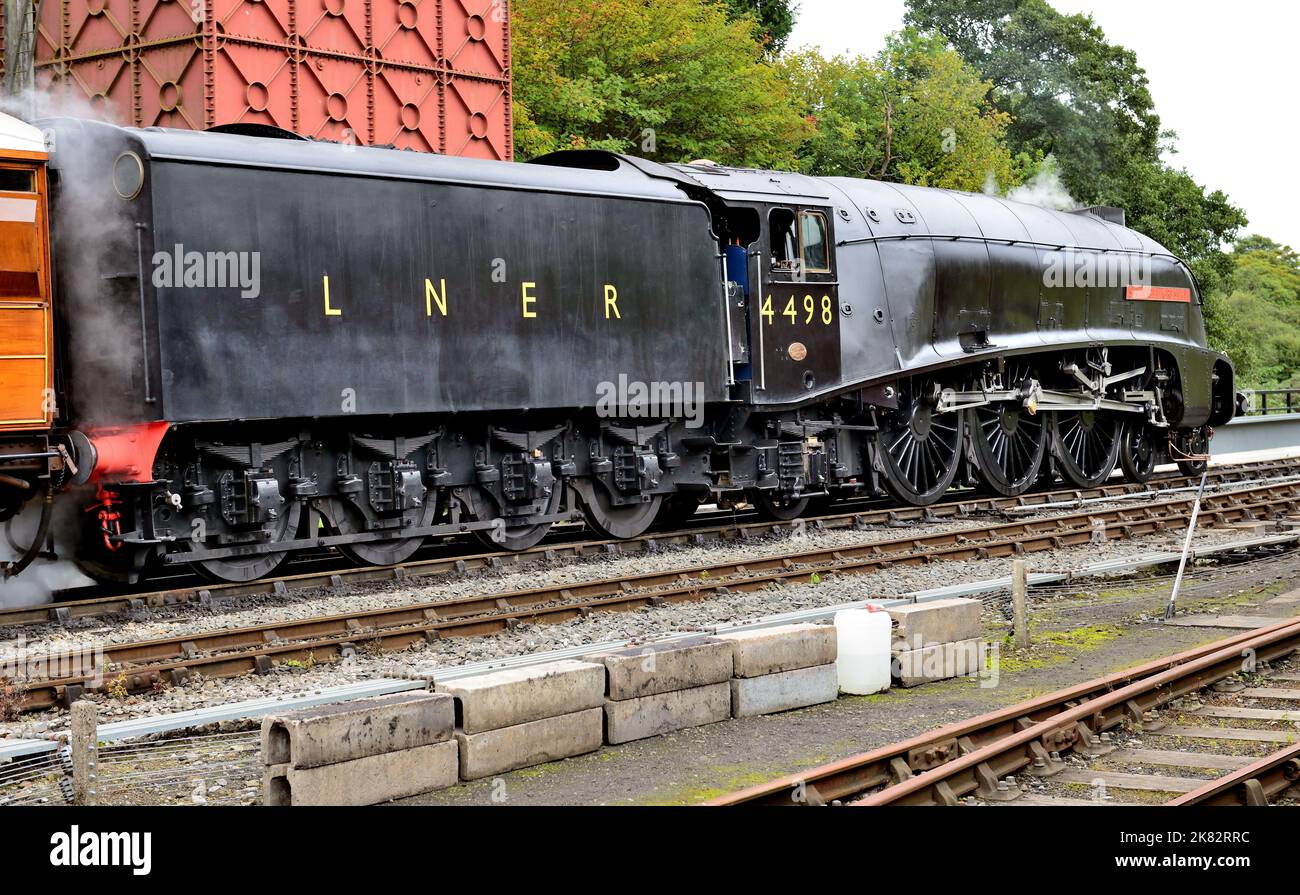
834,606,893,694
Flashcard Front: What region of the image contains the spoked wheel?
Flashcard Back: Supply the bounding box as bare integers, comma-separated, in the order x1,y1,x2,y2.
654,493,706,530
323,496,437,566
1119,420,1159,484
1175,428,1210,477
465,487,554,552
1050,410,1120,488
192,502,304,583
750,489,810,521
875,378,964,506
967,399,1046,497
576,480,663,540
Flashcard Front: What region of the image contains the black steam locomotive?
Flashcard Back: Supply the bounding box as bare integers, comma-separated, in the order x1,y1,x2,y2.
0,115,1236,585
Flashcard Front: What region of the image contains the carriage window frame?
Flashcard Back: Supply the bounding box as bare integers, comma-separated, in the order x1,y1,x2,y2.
798,210,832,274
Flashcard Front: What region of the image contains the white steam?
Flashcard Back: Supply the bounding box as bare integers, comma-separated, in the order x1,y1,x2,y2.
0,86,129,608
984,156,1079,211
0,81,113,124
0,503,94,608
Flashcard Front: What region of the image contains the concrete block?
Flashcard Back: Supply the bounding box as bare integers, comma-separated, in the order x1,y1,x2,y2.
437,659,604,734
263,739,458,805
588,636,731,699
887,599,982,652
455,707,603,780
716,623,837,678
892,638,984,688
730,663,838,718
261,692,452,769
603,682,731,745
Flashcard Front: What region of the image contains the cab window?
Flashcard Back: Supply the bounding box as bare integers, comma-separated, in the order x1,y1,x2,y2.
800,211,830,273
770,208,798,274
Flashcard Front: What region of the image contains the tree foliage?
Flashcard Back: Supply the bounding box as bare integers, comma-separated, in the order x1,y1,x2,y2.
1212,237,1300,387
721,0,798,53
903,0,1248,363
781,30,1032,191
510,0,809,166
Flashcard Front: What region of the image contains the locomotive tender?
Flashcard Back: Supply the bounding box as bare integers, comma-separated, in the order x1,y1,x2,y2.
0,111,1236,585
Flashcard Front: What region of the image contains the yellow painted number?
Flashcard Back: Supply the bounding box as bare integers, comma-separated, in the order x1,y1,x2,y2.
783,296,797,324
821,295,833,325
761,294,774,325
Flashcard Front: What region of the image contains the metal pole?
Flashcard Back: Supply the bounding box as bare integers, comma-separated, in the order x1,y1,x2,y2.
1011,559,1029,649
70,700,99,806
1163,469,1209,621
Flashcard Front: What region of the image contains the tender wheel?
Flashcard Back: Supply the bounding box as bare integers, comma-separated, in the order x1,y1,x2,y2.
192,502,304,583
575,480,663,540
875,378,964,506
324,496,436,566
1175,428,1210,477
967,399,1046,497
1049,410,1120,488
1119,421,1159,484
465,487,554,552
750,490,810,521
654,493,706,530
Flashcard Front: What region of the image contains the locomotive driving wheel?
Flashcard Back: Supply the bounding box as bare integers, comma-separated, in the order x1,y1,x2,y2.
1049,410,1120,488
1119,420,1159,484
875,377,964,506
966,367,1046,497
192,501,304,583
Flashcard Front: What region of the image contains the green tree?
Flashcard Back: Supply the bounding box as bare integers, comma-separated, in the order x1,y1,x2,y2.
904,0,1162,197
781,30,1032,192
1207,237,1300,387
904,0,1247,354
511,0,809,166
720,0,798,53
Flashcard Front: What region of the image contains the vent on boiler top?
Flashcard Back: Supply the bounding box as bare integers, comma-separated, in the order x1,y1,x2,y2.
1072,205,1125,227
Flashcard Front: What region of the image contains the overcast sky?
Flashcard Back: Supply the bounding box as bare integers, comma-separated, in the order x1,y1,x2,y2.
789,1,1299,250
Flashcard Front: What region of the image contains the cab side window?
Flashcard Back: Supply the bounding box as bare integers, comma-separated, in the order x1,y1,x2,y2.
800,211,830,273
770,209,798,274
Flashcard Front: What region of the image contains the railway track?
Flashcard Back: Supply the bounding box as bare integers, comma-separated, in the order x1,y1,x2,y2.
8,457,1300,630
708,615,1300,807
8,476,1300,712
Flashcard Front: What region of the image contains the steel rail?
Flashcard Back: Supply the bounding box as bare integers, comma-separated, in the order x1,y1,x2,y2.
856,618,1300,806
6,458,1298,631
1168,742,1300,806
11,479,1300,712
709,615,1300,806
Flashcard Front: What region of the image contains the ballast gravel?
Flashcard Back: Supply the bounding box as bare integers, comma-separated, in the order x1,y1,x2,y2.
0,519,1264,739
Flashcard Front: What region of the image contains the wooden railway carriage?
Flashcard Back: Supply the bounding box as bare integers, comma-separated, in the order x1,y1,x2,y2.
0,114,65,579
0,112,1236,587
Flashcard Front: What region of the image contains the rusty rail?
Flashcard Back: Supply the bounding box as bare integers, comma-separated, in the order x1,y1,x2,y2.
10,478,1300,712
709,616,1300,806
